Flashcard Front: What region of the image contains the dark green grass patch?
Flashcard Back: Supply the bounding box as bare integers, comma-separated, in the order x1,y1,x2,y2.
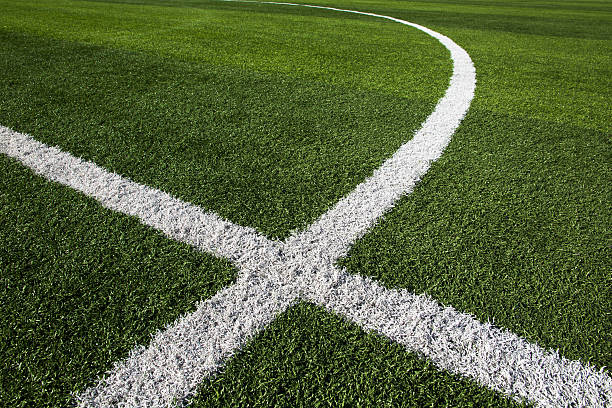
281,0,612,40
0,155,236,407
191,302,523,407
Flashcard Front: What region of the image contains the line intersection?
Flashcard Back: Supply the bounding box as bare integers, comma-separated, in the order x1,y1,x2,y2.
0,2,610,407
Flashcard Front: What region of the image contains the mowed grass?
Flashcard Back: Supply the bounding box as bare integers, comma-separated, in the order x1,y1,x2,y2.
191,303,520,408
0,154,236,406
328,0,611,370
0,0,610,407
0,0,450,239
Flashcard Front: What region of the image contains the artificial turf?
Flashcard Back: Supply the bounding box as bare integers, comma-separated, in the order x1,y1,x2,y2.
0,154,236,406
0,0,610,406
0,0,450,239
331,0,612,371
191,303,523,408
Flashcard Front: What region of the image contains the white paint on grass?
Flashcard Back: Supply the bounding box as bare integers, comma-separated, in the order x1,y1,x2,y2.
0,126,280,271
1,2,610,408
304,267,612,408
284,4,476,261
78,273,299,407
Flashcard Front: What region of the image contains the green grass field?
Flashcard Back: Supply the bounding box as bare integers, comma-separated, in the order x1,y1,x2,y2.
0,0,610,406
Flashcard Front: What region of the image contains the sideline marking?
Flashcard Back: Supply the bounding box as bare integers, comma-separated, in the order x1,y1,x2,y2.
1,2,610,407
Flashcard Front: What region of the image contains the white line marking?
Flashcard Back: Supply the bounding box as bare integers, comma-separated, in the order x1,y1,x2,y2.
1,2,610,408
285,5,476,261
0,126,279,270
77,273,299,407
303,266,612,408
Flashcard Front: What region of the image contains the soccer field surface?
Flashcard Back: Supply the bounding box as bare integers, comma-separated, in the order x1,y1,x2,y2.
0,0,610,407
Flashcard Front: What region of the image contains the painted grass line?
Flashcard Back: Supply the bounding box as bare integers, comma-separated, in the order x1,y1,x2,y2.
304,266,612,408
0,126,278,270
2,2,610,407
284,1,476,261
77,273,299,407
2,127,610,407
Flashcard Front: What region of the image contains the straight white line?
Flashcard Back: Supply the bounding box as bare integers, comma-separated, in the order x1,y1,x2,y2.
77,273,299,407
0,126,279,270
302,265,612,408
2,1,610,408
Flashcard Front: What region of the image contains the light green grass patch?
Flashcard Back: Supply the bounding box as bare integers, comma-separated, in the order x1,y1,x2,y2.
0,0,449,99
0,0,451,239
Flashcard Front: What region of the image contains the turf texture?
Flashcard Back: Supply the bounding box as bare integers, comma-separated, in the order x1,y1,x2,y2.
0,154,236,406
191,303,521,408
0,0,450,239
0,0,609,406
333,0,612,370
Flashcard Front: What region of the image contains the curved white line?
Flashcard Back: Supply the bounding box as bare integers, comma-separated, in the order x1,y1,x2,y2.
2,1,609,408
282,1,476,261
